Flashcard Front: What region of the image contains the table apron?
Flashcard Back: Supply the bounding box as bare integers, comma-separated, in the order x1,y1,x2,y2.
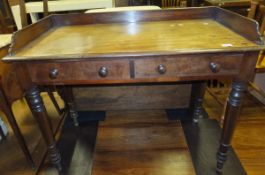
25,53,244,85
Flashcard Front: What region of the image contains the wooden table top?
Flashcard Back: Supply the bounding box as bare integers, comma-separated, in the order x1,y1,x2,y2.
14,19,257,59
4,7,265,62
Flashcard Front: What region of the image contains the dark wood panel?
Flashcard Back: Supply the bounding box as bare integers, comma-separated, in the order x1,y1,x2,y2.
214,7,263,44
134,54,242,79
9,17,53,54
25,53,243,85
52,7,212,26
28,60,130,84
74,84,191,111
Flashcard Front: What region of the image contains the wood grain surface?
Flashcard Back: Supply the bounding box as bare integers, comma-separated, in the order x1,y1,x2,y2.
1,91,265,175
14,19,257,58
134,54,242,78
4,7,264,62
28,60,130,82
92,110,196,175
73,84,191,111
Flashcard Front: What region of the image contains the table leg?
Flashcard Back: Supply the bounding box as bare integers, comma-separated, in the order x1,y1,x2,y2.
189,82,206,123
216,81,246,174
64,86,79,127
25,87,62,172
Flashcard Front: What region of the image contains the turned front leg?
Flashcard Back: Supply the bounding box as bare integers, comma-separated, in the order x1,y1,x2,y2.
216,81,246,174
25,87,62,172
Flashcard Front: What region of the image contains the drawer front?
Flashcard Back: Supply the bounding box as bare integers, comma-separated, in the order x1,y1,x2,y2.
29,60,130,83
134,54,243,79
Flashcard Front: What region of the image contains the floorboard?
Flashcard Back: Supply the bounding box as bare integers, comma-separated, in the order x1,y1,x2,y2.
204,88,265,175
0,93,62,175
92,110,196,175
1,89,265,175
182,119,246,175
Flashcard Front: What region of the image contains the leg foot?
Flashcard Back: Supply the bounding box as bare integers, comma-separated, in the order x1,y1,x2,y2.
49,143,62,172
216,81,246,173
216,144,229,174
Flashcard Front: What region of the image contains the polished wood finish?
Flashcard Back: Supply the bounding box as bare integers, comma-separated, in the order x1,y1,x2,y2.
25,53,243,85
4,7,264,61
134,54,242,79
9,20,258,59
28,60,130,84
73,84,191,111
217,51,259,173
3,7,264,173
93,111,196,175
25,87,62,172
216,81,246,173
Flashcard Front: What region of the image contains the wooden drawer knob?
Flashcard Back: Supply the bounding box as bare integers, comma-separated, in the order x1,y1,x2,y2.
209,62,221,73
49,68,59,79
98,66,108,77
157,64,167,74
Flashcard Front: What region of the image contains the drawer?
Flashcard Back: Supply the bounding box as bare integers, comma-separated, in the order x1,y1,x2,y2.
134,54,243,79
28,60,130,83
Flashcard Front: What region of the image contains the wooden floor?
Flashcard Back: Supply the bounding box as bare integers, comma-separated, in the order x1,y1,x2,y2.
92,111,195,175
0,93,63,175
205,88,265,175
0,89,265,174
